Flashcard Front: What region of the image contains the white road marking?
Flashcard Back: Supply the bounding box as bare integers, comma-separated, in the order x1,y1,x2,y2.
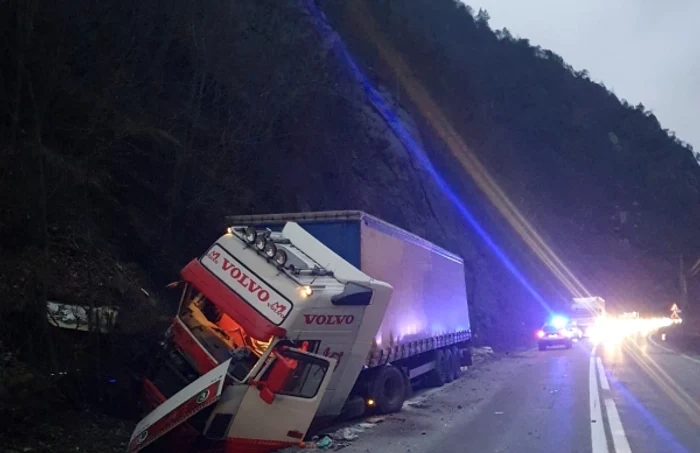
648,334,700,365
605,398,632,453
590,357,610,453
596,357,611,391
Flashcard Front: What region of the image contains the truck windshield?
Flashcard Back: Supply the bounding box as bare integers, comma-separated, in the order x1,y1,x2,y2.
178,284,271,381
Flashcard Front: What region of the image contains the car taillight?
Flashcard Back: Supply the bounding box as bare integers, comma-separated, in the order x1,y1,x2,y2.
537,330,545,338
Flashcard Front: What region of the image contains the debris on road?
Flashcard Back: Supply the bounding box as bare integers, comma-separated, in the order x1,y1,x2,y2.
316,436,333,449
334,428,359,441
472,346,494,357
405,400,431,410
330,422,378,441
357,422,379,430
470,346,499,365
273,420,381,453
365,416,386,424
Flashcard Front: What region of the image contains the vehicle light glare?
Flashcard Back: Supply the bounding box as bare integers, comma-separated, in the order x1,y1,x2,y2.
536,330,545,338
551,316,568,329
366,398,375,407
298,285,313,298
587,316,680,346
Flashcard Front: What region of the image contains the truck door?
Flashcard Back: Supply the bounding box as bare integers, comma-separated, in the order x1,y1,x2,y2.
128,359,231,453
204,346,336,448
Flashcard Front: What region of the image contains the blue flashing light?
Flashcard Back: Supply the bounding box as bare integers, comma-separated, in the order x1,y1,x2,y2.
551,316,568,329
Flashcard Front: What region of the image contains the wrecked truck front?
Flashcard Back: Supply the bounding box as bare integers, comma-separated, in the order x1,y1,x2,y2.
132,223,353,451
129,344,336,453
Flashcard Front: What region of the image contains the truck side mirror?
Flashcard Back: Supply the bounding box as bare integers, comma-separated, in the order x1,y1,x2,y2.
257,353,297,404
165,280,183,289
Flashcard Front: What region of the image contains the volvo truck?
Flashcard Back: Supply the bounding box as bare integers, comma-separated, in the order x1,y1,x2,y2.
128,211,472,453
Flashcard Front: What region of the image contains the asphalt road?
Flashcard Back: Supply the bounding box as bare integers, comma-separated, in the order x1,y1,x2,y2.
310,336,700,453
598,334,700,453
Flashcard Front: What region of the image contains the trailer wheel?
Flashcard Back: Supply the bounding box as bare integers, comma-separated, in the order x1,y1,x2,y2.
371,365,406,414
428,349,447,387
450,346,462,380
443,349,454,383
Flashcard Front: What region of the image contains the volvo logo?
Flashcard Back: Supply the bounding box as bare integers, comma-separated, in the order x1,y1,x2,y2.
136,430,148,444
196,389,210,404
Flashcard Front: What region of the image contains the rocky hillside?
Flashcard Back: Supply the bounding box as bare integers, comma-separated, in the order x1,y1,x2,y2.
1,0,699,449
318,0,700,311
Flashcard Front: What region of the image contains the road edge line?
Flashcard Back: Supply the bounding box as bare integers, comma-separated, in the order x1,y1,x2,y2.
590,356,610,453
604,398,632,453
648,334,700,365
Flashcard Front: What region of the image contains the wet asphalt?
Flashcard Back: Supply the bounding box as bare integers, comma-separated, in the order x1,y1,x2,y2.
320,336,700,453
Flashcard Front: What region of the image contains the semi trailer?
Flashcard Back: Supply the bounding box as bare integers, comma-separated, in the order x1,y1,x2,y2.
569,296,606,337
128,211,472,453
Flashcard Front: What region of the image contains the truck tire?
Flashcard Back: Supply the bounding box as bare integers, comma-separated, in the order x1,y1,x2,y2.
450,346,462,380
443,349,454,383
371,365,406,414
428,349,448,387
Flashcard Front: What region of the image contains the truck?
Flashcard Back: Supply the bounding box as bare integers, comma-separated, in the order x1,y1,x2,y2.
128,211,472,453
569,296,606,337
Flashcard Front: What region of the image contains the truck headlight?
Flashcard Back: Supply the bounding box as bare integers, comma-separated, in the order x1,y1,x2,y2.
274,249,288,266
254,235,266,251
264,242,277,259
243,227,257,243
